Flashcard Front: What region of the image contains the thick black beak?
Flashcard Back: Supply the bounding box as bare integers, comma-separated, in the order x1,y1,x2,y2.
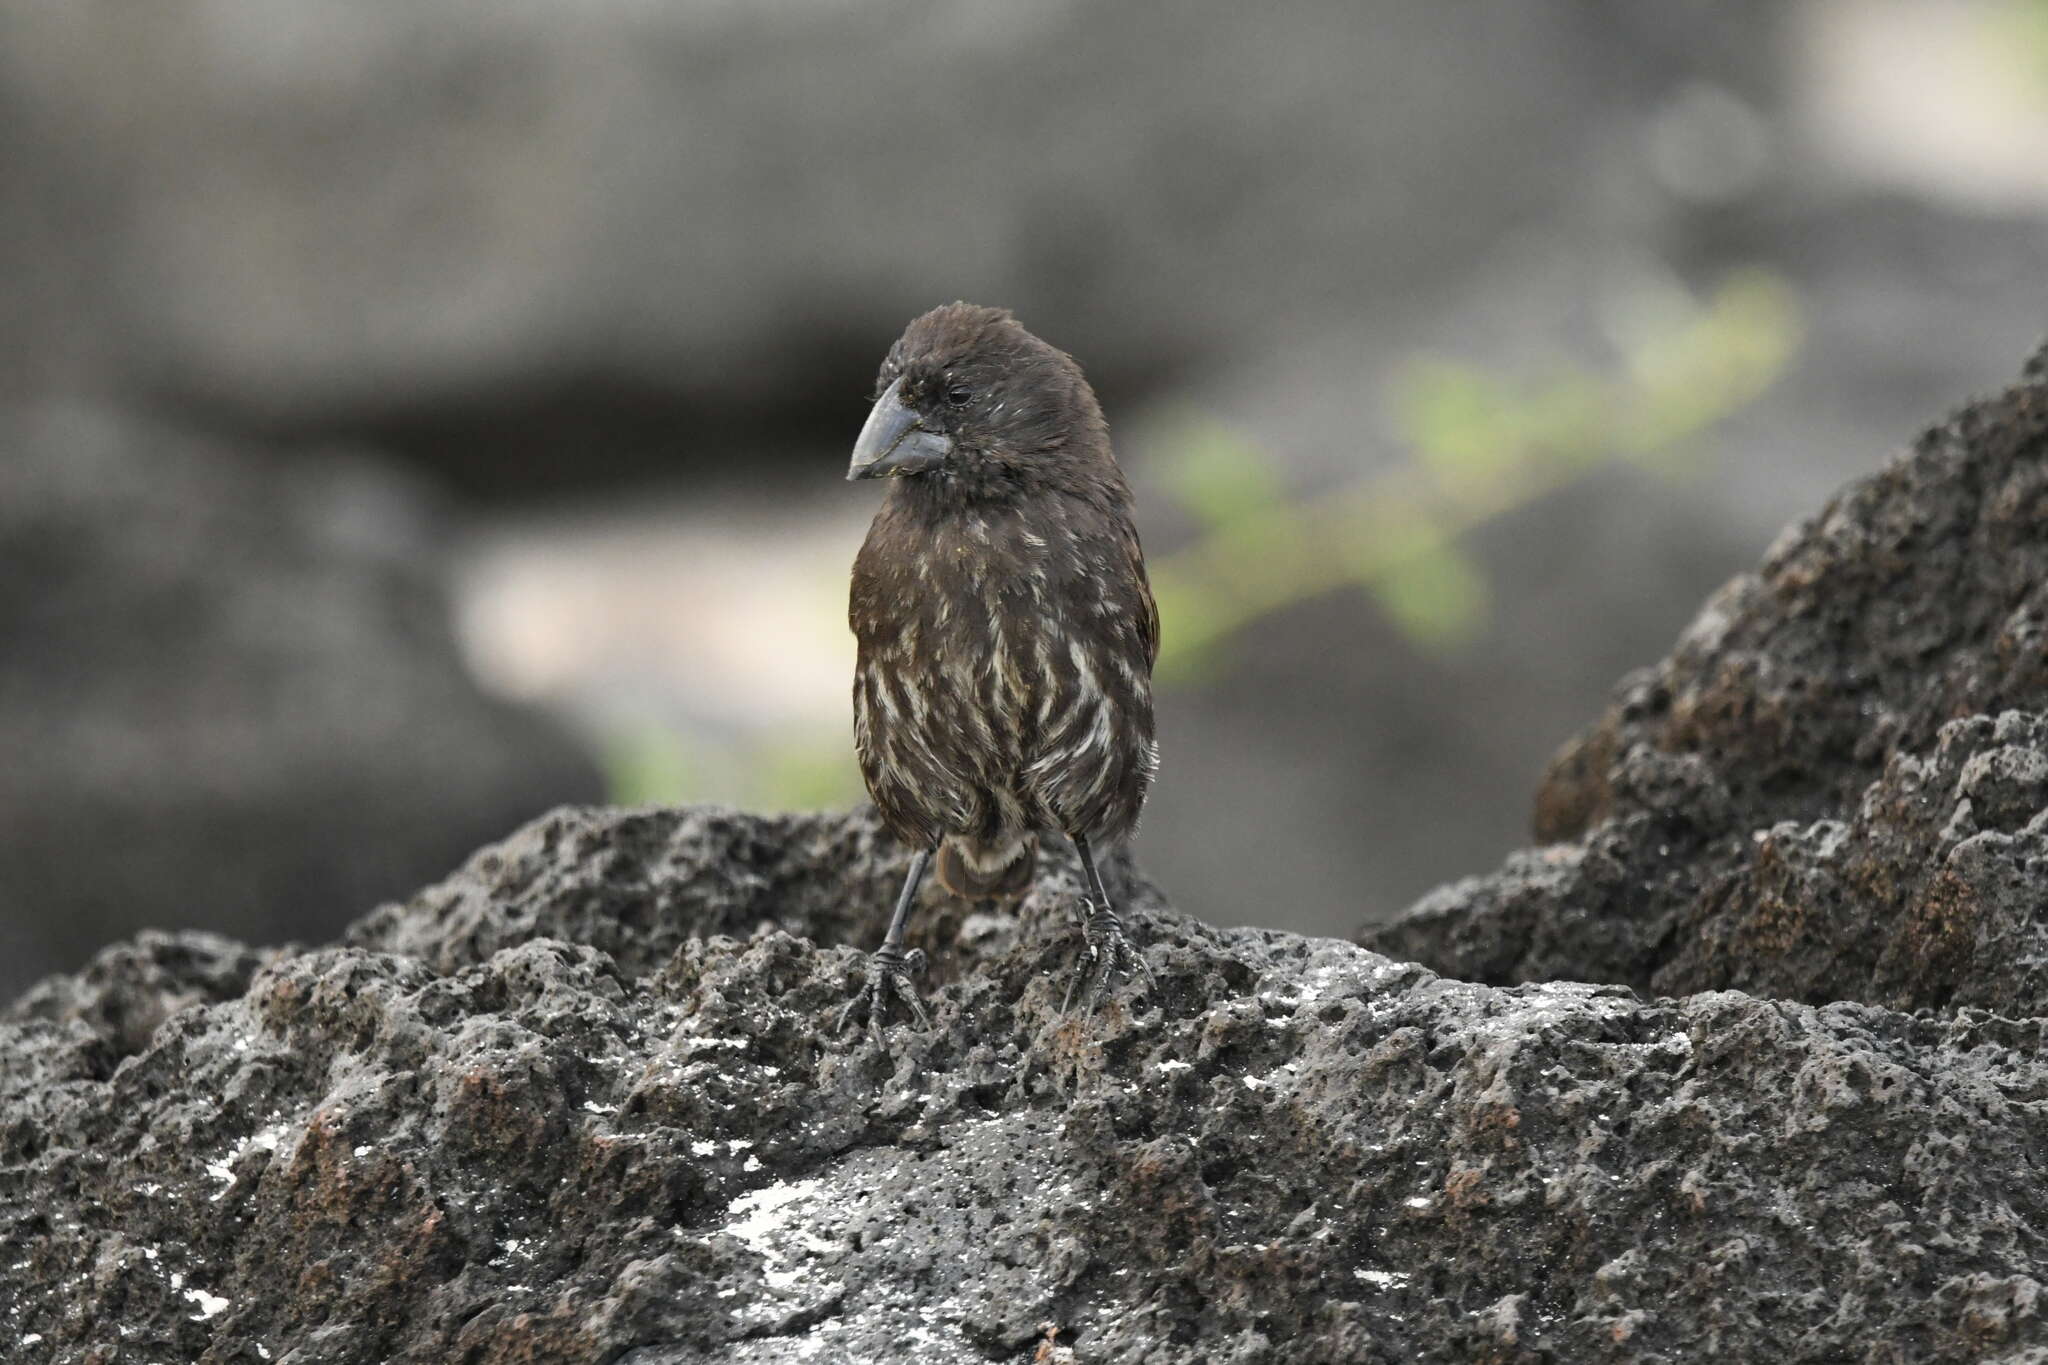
848,378,952,480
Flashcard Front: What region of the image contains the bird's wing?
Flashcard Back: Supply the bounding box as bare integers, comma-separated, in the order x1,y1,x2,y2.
1120,517,1160,672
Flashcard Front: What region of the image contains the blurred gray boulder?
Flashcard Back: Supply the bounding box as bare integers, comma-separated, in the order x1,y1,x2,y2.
0,0,1779,485
0,405,603,996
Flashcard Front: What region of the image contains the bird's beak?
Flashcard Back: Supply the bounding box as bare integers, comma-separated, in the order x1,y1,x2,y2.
848,377,952,480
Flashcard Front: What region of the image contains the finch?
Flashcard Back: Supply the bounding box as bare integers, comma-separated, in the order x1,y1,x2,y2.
840,302,1159,1034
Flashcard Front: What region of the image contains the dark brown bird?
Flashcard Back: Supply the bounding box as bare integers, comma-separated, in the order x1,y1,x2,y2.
840,302,1159,1033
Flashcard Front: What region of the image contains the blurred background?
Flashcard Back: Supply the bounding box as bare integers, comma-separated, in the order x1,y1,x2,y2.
3,0,2045,999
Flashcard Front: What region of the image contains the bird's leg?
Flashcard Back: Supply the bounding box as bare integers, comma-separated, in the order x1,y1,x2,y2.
1062,834,1156,1014
838,845,936,1038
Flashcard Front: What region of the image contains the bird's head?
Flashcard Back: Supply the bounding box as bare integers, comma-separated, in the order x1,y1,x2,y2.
847,303,1111,495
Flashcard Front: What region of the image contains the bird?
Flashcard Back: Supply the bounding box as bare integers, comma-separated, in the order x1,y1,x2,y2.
839,302,1160,1035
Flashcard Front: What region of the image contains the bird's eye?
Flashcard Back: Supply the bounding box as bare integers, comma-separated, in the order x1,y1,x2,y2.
945,383,973,408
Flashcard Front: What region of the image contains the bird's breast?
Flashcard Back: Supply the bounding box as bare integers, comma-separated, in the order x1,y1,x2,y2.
854,497,1155,822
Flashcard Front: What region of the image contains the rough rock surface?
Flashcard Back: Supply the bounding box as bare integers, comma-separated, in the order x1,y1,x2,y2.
1369,342,2048,1013
7,802,2048,1363
0,404,604,996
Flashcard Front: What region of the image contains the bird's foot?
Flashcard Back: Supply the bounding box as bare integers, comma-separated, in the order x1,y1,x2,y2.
837,943,931,1039
1062,898,1155,1014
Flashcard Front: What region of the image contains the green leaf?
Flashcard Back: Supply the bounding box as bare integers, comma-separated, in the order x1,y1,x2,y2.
1391,360,1516,486
1369,539,1490,651
1155,415,1285,532
601,727,696,805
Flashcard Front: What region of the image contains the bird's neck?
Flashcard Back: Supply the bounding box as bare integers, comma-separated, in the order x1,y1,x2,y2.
886,453,1128,522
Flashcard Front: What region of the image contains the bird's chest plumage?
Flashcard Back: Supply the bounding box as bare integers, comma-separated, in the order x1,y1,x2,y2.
851,499,1154,844
860,514,1053,767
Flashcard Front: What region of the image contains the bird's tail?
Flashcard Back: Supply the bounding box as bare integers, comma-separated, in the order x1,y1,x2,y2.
935,833,1038,901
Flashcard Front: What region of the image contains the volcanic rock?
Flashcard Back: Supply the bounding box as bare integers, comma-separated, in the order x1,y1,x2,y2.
1370,341,2048,1014
5,803,2048,1362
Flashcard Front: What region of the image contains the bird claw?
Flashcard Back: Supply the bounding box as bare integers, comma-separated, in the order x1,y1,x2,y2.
837,943,931,1040
1062,898,1154,1015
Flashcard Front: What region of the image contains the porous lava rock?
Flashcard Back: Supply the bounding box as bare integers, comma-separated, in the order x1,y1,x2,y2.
1369,342,2048,1013
6,803,2048,1363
